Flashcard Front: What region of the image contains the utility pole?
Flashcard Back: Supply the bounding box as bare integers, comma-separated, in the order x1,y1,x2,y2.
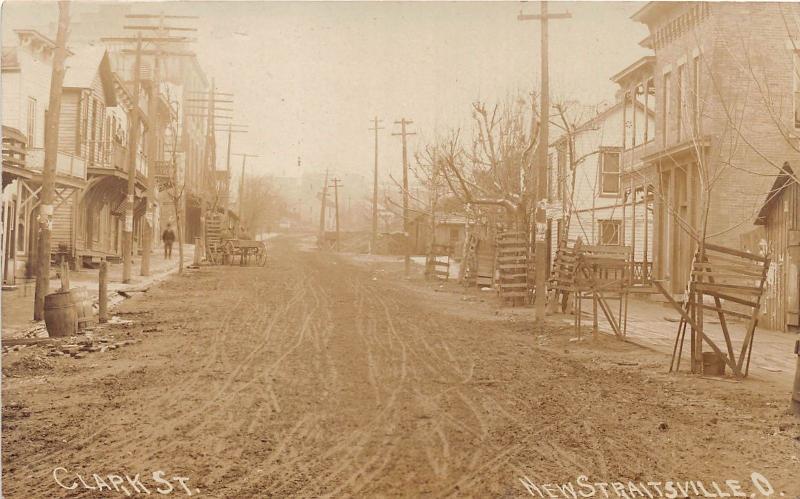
232,153,259,224
318,169,328,247
113,12,198,277
329,177,342,251
186,87,235,258
219,122,248,214
103,15,197,280
519,1,571,323
34,1,70,321
392,118,415,275
122,33,142,284
369,117,384,253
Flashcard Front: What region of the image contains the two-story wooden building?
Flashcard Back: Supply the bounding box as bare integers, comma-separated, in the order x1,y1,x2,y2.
1,30,87,281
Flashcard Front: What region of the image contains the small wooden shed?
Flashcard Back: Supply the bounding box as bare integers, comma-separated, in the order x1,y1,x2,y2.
752,163,799,332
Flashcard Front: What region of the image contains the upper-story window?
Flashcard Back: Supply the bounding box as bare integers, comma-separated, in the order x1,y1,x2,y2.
26,97,36,148
794,52,800,129
676,64,685,142
645,77,656,143
692,55,702,134
547,151,555,202
663,71,672,145
556,145,567,201
599,148,621,196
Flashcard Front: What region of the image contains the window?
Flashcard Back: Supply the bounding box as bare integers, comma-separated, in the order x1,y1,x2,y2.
794,51,800,128
26,97,36,147
556,145,567,201
634,83,646,147
663,71,672,145
645,78,655,143
599,149,621,195
676,64,685,141
599,220,622,246
693,55,702,133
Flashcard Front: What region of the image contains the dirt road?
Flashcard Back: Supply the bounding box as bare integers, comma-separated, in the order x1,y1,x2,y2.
3,236,799,498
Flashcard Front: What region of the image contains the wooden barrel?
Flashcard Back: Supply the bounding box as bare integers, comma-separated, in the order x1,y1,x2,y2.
44,291,77,338
70,286,93,327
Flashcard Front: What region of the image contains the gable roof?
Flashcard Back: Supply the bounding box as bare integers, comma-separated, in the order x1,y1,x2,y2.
755,162,798,225
610,56,656,86
62,46,117,106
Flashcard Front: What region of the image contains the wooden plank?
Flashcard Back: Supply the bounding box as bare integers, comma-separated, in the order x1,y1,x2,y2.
695,283,763,296
703,243,768,263
499,291,527,298
693,262,763,278
697,303,753,320
692,270,762,281
694,289,758,308
497,256,526,262
581,244,633,255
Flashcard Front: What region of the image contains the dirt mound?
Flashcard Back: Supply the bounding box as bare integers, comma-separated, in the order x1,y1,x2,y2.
3,355,54,377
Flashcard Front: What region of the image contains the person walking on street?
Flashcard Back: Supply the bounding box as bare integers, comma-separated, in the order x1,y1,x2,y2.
162,223,176,259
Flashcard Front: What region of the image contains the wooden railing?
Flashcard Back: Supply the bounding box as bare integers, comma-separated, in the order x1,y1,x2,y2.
25,148,87,180
632,261,653,285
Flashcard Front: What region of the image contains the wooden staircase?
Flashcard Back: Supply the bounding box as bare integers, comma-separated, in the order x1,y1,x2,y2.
495,229,529,306
205,213,223,263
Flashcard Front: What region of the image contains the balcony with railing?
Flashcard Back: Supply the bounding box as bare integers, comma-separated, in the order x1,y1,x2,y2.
25,148,87,181
86,140,148,183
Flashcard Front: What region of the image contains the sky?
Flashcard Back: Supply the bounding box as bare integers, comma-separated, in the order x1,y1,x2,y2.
1,1,650,184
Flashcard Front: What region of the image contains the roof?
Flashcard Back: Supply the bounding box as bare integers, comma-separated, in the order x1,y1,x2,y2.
551,100,625,146
631,2,680,25
62,46,117,106
610,56,656,86
62,45,105,88
755,163,797,225
14,29,74,56
15,29,57,50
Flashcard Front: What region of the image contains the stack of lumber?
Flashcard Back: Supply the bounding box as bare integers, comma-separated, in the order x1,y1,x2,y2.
495,230,529,305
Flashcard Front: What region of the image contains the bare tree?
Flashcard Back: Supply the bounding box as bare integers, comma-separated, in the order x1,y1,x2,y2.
435,93,541,223
163,98,187,273
239,175,288,236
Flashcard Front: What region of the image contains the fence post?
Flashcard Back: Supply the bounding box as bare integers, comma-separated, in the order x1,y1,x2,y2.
193,237,201,265
98,261,108,323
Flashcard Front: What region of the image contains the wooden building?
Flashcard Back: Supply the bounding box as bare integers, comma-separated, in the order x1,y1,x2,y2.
746,164,799,332
1,31,87,281
58,46,152,267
